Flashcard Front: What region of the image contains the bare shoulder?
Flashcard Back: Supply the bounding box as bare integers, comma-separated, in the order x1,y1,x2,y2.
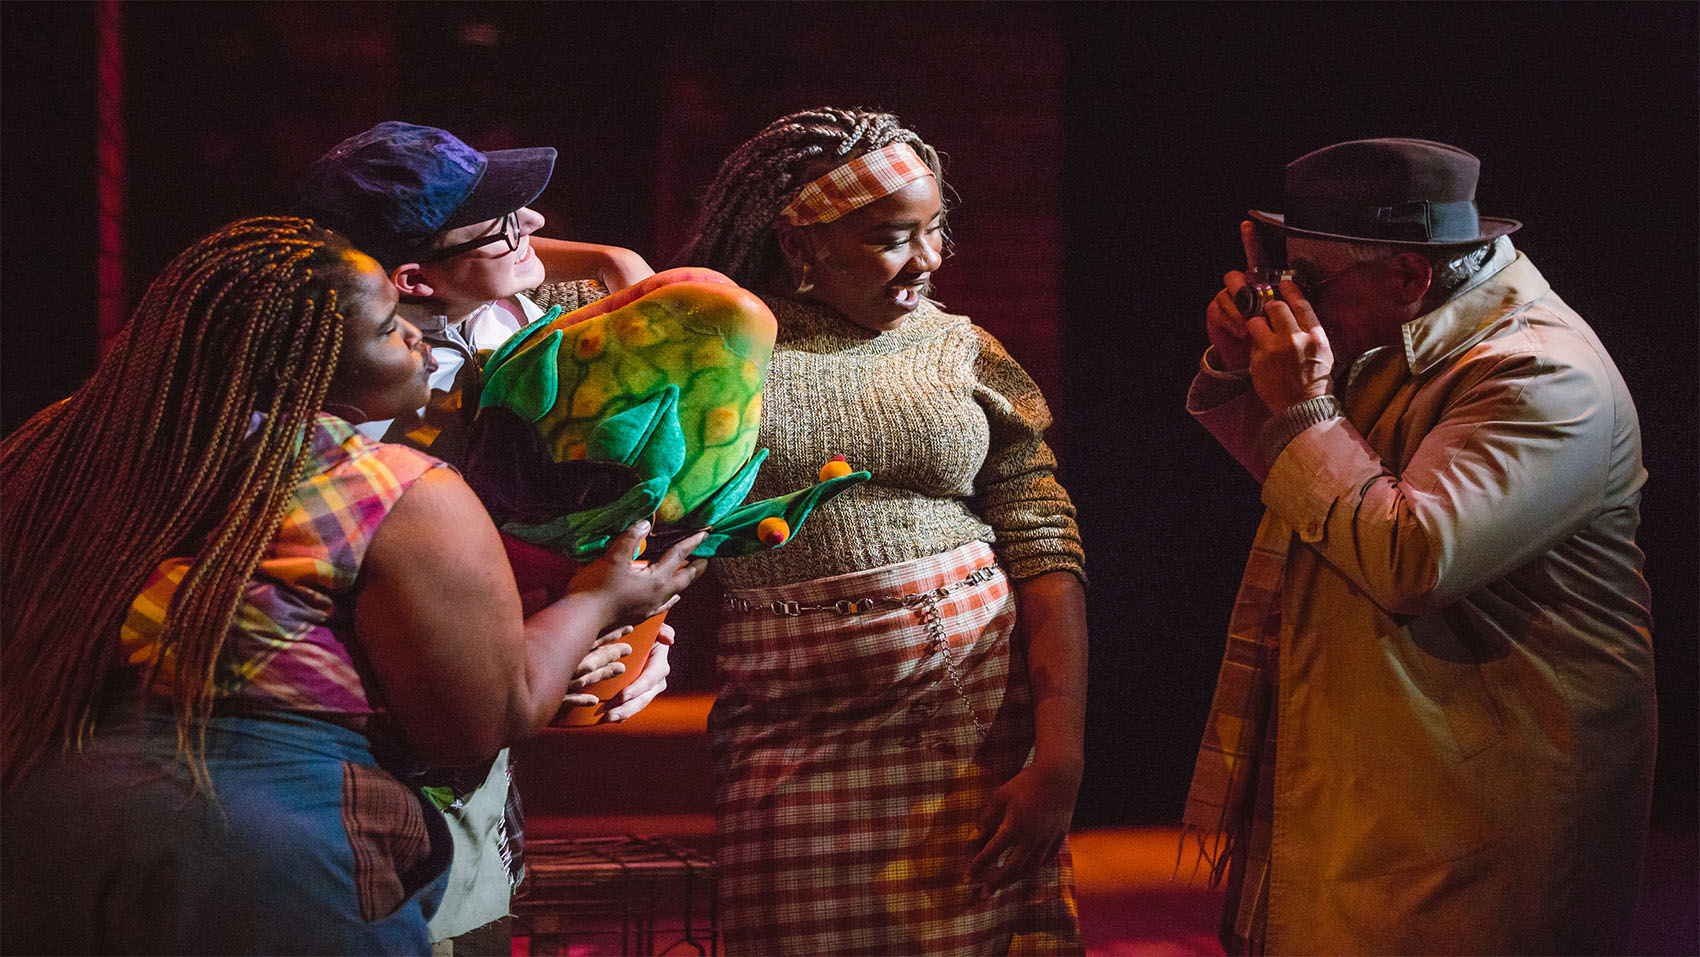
365,467,503,574
385,465,487,524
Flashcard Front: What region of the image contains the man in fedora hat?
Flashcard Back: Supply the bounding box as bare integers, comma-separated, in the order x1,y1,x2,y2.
1182,138,1655,953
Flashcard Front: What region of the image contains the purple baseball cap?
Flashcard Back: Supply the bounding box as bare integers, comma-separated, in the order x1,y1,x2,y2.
297,121,555,266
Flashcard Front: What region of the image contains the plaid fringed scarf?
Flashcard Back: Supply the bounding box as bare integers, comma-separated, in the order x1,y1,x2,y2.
1179,512,1290,938
1180,344,1414,951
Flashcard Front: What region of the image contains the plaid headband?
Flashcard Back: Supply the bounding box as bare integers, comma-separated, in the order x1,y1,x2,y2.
780,142,934,226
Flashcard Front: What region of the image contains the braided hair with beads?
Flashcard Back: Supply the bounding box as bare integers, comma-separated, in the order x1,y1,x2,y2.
1,217,366,791
674,107,951,287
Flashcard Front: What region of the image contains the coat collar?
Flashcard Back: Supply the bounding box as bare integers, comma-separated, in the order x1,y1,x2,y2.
1401,239,1545,376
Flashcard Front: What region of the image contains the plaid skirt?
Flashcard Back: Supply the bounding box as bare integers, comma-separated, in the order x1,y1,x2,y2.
709,542,1081,956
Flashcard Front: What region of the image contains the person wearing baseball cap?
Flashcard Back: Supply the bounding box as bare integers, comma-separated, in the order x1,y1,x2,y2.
1183,138,1654,954
298,122,666,955
297,121,650,459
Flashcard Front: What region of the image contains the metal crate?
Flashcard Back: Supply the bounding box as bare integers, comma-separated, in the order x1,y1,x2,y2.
512,835,717,956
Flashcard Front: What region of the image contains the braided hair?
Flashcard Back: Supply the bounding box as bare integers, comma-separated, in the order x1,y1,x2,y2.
674,107,950,287
1,217,363,791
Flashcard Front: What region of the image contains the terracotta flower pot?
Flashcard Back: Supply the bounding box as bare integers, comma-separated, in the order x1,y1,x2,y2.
549,609,666,727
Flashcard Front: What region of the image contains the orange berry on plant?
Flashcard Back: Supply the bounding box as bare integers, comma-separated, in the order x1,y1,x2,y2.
819,456,854,481
757,516,790,547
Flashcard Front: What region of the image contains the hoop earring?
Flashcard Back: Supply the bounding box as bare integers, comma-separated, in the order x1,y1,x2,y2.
794,261,815,295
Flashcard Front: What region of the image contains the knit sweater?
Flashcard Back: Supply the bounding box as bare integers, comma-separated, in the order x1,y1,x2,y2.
722,294,1083,588
527,283,1085,588
526,279,607,316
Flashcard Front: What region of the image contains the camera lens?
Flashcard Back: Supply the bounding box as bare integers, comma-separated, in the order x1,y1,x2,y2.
1234,283,1275,319
1233,269,1294,319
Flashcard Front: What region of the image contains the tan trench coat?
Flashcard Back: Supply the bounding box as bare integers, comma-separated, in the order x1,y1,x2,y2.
1191,251,1657,954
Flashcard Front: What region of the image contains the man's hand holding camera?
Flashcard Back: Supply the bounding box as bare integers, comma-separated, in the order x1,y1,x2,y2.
1209,220,1335,413
1204,222,1264,372
1245,277,1334,413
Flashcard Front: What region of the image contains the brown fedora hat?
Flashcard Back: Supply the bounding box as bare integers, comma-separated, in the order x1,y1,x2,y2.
1249,138,1521,247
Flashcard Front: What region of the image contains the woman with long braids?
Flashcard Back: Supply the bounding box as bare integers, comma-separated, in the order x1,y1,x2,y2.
0,217,704,954
676,108,1088,954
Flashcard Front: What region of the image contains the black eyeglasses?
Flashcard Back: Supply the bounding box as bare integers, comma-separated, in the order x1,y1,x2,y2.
418,211,520,262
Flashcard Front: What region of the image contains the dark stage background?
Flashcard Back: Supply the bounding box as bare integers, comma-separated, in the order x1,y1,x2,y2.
3,2,1694,833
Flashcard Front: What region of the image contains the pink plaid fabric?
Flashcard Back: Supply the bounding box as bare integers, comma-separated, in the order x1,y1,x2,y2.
709,542,1081,955
780,142,935,226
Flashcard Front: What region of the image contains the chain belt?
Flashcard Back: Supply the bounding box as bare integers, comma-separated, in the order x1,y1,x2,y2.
724,564,1000,738
723,564,1000,617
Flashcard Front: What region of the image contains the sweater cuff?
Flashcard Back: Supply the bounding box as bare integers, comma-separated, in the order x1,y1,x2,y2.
1004,554,1088,589
1257,394,1343,470
1188,346,1255,413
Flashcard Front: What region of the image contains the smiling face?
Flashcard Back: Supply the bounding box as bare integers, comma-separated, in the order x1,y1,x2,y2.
326,251,434,422
787,176,946,333
415,206,547,310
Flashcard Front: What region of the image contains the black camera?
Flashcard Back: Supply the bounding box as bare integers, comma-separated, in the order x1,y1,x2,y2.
1232,268,1296,320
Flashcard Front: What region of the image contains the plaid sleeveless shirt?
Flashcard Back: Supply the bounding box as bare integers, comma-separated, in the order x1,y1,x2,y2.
119,414,444,713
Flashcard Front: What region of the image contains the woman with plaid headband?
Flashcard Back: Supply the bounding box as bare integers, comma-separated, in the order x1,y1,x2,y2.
675,108,1088,955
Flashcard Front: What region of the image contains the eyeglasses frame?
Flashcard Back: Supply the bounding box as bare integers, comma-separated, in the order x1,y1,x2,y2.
416,210,520,263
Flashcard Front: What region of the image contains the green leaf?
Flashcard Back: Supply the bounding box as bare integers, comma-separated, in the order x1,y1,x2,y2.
421,785,458,811
480,329,562,422
681,448,768,530
583,385,678,468
690,470,869,557
501,476,669,554
483,305,563,379
629,394,686,485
